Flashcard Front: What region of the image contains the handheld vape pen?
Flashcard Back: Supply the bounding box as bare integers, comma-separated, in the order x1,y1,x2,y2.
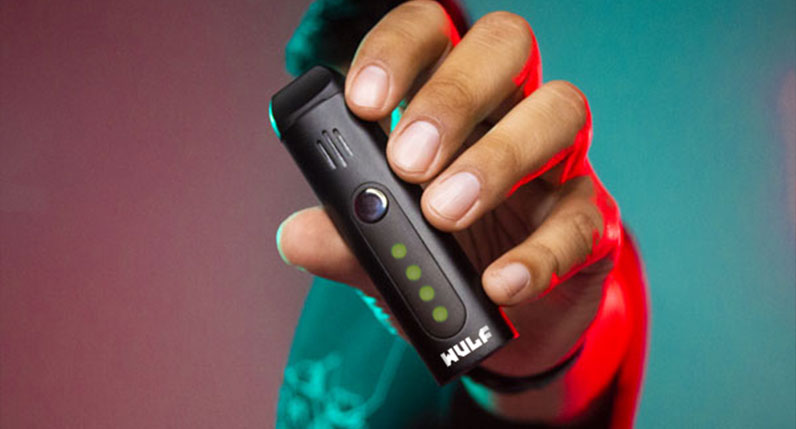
270,65,517,385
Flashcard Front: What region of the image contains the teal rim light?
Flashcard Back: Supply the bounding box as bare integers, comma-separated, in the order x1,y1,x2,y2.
275,211,306,272
268,100,281,140
389,107,401,133
389,100,407,133
355,289,398,336
461,376,496,411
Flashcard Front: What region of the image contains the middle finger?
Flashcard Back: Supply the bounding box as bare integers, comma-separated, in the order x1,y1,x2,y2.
386,11,534,182
421,80,589,231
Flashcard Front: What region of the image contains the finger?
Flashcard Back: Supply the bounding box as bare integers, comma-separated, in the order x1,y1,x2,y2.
386,11,536,182
510,85,594,192
480,176,609,306
481,15,544,126
344,0,454,120
277,207,407,337
421,80,588,231
276,206,376,294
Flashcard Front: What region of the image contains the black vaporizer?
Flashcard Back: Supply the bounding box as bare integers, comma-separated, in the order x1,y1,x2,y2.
270,65,517,385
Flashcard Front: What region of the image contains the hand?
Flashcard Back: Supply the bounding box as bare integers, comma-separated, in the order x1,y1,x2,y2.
277,0,623,402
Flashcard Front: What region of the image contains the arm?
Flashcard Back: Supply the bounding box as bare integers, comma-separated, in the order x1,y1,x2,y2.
277,1,649,426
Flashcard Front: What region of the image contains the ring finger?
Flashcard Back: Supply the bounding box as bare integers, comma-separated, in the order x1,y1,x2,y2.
420,80,589,231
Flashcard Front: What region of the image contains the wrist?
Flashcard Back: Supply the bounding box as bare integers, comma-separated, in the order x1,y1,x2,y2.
465,341,584,394
476,275,606,378
461,272,631,423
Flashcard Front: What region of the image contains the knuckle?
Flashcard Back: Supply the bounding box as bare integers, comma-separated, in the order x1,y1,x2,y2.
369,1,446,53
479,11,531,40
398,0,446,20
544,80,588,129
361,29,409,60
524,87,560,123
474,11,532,53
523,100,558,143
567,209,601,259
484,132,523,179
527,241,561,279
424,75,478,115
377,3,436,43
381,22,421,48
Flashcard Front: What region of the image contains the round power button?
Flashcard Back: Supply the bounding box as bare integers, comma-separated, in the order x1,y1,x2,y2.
354,187,388,223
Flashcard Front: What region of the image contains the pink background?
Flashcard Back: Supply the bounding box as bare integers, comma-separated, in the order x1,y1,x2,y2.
3,1,795,427
0,1,318,426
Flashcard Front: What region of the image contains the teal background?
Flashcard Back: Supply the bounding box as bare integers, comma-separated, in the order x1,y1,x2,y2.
459,0,796,426
3,0,791,426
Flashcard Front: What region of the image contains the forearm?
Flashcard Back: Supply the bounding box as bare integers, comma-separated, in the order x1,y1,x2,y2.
465,277,631,423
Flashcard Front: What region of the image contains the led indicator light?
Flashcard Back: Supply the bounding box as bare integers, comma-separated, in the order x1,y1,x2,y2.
391,243,407,259
419,286,434,301
432,306,448,322
406,264,421,281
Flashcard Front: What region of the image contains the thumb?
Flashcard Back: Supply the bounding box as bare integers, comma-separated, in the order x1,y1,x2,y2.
276,206,375,293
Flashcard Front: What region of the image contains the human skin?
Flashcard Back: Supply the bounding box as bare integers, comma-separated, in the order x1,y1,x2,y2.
276,0,629,423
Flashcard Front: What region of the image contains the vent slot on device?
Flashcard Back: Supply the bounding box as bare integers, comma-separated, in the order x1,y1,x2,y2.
332,129,353,157
316,140,336,169
322,130,347,168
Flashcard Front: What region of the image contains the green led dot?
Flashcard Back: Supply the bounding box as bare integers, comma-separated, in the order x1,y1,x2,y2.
432,306,448,322
391,243,407,259
406,264,421,281
419,286,435,302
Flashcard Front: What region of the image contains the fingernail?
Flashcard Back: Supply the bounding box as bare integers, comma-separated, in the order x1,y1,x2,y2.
427,171,481,220
350,65,388,108
493,263,531,298
392,121,439,173
276,212,307,272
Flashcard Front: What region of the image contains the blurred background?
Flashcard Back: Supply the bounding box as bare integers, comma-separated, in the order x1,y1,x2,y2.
1,0,793,427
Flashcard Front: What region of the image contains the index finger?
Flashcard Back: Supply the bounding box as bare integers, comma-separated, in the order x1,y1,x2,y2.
344,0,456,120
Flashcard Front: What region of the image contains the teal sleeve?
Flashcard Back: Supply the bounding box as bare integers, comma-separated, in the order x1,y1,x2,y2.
275,277,458,428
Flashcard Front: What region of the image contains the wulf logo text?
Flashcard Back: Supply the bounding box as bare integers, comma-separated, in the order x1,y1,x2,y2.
440,325,492,367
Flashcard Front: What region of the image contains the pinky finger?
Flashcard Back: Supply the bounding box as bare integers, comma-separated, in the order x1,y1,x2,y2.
481,176,612,306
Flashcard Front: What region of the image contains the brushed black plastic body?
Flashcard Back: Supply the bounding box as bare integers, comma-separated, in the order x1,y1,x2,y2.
271,66,516,384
